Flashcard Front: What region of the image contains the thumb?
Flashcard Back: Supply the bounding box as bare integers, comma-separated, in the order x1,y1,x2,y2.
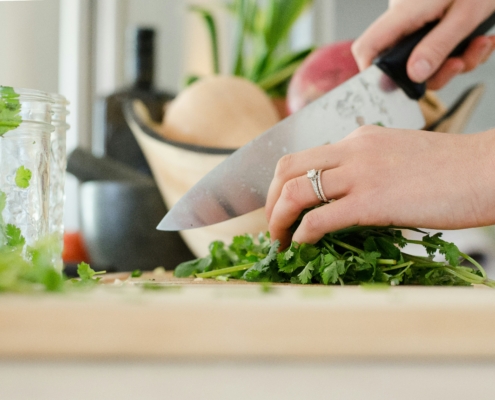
407,6,491,83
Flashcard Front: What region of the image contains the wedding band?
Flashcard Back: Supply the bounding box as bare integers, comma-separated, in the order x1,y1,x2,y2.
316,171,329,203
307,169,331,204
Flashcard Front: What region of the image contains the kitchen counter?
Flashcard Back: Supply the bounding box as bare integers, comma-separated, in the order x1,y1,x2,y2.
2,272,495,399
2,272,495,359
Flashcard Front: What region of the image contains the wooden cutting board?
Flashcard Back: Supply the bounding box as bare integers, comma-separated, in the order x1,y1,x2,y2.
1,272,495,360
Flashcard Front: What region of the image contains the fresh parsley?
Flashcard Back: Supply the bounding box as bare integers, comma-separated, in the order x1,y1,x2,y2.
174,226,495,288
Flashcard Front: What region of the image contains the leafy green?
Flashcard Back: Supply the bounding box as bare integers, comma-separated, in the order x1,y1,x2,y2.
5,224,25,247
0,86,22,136
175,257,212,278
15,166,32,189
187,0,314,96
174,226,495,288
0,234,65,292
0,189,107,293
77,262,97,280
189,5,221,74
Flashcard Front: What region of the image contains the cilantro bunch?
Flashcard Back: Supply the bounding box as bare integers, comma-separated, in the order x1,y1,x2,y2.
175,226,495,287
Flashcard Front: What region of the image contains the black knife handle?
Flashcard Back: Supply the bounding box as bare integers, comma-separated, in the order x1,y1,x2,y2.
374,11,495,100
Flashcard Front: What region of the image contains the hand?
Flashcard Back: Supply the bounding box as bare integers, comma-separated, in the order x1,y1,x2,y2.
265,126,495,249
352,0,495,90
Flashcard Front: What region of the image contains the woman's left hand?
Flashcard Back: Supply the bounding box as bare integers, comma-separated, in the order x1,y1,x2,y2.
265,126,495,249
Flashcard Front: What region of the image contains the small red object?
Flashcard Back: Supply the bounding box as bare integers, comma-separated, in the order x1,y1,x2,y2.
62,231,91,264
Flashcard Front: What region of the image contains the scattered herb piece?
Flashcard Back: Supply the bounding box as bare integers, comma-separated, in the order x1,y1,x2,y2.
260,282,274,294
76,262,105,282
141,282,181,292
131,269,143,278
15,166,32,189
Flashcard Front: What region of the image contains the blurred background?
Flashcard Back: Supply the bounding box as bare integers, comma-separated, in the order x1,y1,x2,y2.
0,0,494,273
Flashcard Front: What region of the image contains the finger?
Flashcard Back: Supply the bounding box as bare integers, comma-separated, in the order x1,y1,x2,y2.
352,5,433,71
407,5,491,82
479,36,495,63
426,58,465,90
268,169,350,248
458,36,493,72
426,36,494,89
292,197,360,244
265,145,342,221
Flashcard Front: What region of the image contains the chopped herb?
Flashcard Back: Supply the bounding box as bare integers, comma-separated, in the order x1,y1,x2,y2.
131,269,143,278
76,262,105,282
15,166,32,189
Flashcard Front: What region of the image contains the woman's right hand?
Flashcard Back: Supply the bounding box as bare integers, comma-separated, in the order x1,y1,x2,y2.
351,0,495,90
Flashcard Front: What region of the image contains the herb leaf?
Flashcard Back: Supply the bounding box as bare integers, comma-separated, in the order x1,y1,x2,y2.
15,166,32,189
5,224,25,247
0,86,22,136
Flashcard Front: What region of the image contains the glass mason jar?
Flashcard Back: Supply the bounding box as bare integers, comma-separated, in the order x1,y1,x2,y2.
48,93,69,270
0,87,54,255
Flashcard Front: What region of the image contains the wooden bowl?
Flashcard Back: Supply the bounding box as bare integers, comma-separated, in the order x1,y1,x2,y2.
124,100,269,258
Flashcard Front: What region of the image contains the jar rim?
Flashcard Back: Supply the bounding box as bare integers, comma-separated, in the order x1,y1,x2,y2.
49,92,70,106
0,87,54,104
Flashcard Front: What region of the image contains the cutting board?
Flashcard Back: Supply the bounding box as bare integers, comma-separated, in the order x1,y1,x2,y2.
1,272,495,360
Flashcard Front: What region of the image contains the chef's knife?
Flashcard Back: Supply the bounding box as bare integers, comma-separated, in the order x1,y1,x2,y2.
159,12,495,231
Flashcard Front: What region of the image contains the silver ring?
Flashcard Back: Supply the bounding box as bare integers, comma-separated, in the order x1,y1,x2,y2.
307,169,331,204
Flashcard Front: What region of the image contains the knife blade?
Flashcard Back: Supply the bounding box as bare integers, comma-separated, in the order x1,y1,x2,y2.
159,12,495,231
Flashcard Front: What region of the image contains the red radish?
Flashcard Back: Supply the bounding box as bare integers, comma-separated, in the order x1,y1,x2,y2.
287,40,359,114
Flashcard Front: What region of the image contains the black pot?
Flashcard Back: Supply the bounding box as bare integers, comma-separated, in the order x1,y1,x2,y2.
79,180,194,272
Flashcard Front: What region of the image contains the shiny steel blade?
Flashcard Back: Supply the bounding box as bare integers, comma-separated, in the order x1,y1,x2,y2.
158,65,425,231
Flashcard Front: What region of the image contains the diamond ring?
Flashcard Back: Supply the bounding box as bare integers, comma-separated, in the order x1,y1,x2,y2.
307,169,331,204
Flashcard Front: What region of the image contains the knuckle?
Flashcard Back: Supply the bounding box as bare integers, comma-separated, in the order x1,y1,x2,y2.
301,211,321,235
355,125,374,136
274,154,294,180
424,44,449,67
268,219,278,235
348,125,374,140
281,179,302,206
350,39,363,58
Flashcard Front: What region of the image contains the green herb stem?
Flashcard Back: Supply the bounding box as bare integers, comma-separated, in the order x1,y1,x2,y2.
321,240,341,258
402,253,444,266
381,261,414,272
327,238,363,255
444,267,485,284
196,263,255,279
460,251,487,279
377,259,397,266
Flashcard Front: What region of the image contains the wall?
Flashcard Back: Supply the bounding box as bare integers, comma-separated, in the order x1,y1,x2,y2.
0,0,60,93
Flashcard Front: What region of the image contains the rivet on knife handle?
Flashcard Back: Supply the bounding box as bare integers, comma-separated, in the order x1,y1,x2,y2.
374,11,495,100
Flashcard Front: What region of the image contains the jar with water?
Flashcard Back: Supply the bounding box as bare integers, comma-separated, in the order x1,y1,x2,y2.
0,87,54,266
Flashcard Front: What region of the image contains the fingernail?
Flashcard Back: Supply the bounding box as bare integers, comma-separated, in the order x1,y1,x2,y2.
410,59,432,82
